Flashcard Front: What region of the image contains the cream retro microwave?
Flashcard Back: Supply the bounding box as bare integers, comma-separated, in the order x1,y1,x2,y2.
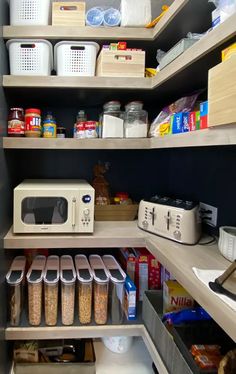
13,179,95,234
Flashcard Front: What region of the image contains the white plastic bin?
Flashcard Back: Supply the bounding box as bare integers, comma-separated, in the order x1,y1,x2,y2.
54,41,99,76
10,0,51,26
6,39,53,76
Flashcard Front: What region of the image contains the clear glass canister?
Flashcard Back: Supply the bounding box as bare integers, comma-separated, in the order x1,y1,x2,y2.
6,256,26,326
124,101,148,138
44,256,59,326
75,255,93,325
60,255,76,326
89,255,109,325
100,101,123,138
27,255,46,326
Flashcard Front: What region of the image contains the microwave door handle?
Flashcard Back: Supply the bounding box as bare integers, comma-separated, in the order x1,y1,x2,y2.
72,198,76,227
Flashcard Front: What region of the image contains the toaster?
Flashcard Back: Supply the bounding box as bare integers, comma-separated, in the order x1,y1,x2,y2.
138,196,201,245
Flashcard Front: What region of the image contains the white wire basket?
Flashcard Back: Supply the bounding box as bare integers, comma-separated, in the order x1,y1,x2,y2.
6,39,53,76
10,0,51,26
54,41,99,76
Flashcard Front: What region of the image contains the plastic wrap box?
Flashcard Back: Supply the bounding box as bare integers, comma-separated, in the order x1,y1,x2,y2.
96,49,145,78
208,56,236,127
142,290,192,374
159,38,197,70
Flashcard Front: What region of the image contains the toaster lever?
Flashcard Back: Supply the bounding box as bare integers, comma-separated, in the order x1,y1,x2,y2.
166,211,170,231
150,207,155,226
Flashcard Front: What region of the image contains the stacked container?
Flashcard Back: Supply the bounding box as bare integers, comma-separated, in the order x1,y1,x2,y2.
102,255,126,324
27,255,46,326
89,255,109,325
6,256,26,326
60,255,76,326
10,0,52,26
43,256,59,326
75,255,93,325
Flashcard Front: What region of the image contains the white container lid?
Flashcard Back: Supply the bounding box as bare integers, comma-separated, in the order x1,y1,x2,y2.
27,255,46,284
60,255,76,284
6,39,53,70
54,41,100,70
44,255,60,285
89,254,109,284
75,254,93,283
6,256,26,285
102,255,126,284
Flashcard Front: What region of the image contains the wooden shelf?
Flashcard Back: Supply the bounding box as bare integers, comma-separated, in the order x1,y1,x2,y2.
146,233,236,342
152,13,236,89
4,222,145,249
2,75,151,89
3,126,236,150
3,137,150,150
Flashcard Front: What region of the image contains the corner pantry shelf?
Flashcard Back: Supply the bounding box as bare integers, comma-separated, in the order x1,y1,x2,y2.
3,126,236,150
4,221,236,342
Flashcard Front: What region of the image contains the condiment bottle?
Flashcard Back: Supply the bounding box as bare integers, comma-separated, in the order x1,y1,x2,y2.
74,110,87,139
25,108,42,138
8,108,25,137
43,112,57,138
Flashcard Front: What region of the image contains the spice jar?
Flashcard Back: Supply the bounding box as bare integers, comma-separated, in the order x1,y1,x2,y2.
8,108,25,137
43,112,57,138
25,108,42,138
6,256,26,326
124,101,148,138
102,255,126,324
75,255,93,325
26,255,46,326
44,256,59,326
60,255,76,326
89,255,109,325
100,101,124,138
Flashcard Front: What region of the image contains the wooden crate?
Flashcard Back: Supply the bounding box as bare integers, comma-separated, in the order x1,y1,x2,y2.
208,56,236,127
96,49,145,77
95,204,138,221
52,2,85,26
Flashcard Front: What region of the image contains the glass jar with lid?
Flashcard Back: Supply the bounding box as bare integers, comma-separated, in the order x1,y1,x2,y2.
124,101,148,138
100,101,124,138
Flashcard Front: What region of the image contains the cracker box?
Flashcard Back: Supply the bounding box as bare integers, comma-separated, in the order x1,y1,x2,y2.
163,280,194,313
171,113,183,134
182,112,190,132
196,111,200,130
200,101,208,129
119,248,137,283
189,112,196,131
124,276,136,321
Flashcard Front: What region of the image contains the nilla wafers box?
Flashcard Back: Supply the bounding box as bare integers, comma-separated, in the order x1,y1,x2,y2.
163,280,194,313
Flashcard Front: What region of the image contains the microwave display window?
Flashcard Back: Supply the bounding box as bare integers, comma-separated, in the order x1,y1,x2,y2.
21,197,68,225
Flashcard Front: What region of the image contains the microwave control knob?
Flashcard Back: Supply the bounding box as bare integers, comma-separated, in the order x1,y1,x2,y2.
173,230,181,241
83,209,90,216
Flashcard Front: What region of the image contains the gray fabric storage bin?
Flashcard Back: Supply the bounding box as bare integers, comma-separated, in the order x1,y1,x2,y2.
14,362,95,374
142,290,193,374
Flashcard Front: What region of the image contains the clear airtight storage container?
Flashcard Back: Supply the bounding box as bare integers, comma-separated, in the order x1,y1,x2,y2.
60,255,76,326
102,255,126,324
27,255,46,326
6,256,26,326
43,256,59,326
75,255,93,324
89,255,109,325
124,101,148,138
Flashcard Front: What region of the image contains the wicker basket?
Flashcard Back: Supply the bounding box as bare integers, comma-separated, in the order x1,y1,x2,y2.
94,204,138,221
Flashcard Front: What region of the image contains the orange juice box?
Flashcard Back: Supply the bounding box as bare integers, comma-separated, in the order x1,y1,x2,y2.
163,280,194,313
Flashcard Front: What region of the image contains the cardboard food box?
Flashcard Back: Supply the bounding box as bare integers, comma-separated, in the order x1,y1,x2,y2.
96,49,145,78
124,276,136,321
52,2,85,26
119,248,162,301
200,101,208,129
94,204,138,221
208,57,236,127
163,280,194,314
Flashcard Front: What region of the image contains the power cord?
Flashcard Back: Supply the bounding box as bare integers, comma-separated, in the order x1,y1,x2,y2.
198,234,216,246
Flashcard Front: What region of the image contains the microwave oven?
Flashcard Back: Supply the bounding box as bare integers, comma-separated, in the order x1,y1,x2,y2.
13,179,95,234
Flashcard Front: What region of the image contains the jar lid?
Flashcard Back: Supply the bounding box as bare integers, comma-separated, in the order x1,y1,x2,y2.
10,107,24,111
125,101,143,110
25,108,41,115
103,100,121,111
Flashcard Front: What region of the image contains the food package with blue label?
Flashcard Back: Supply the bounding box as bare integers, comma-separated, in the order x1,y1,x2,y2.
200,101,208,129
124,276,136,321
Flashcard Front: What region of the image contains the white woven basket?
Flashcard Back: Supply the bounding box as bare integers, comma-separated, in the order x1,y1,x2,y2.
54,41,99,76
10,0,51,26
6,39,53,76
218,226,236,262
